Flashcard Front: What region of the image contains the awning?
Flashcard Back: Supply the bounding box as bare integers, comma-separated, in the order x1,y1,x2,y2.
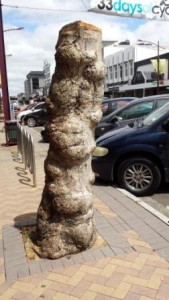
119,80,169,92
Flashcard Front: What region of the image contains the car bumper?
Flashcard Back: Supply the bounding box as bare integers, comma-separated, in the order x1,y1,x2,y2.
92,156,113,181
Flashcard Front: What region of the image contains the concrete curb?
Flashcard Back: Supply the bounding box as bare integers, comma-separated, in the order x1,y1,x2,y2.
117,187,169,226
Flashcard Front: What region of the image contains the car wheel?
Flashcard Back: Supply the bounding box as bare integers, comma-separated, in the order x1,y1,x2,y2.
26,117,37,127
117,157,161,196
20,116,25,125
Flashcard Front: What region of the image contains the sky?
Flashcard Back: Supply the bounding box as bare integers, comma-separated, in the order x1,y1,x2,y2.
2,0,169,96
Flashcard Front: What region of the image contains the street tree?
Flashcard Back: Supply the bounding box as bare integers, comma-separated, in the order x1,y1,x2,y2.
36,21,105,259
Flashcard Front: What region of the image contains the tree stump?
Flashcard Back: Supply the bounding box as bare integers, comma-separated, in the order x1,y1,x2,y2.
36,21,106,259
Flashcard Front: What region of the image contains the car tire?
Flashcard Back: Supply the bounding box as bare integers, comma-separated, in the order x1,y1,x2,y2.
117,157,161,197
20,116,25,125
26,117,37,127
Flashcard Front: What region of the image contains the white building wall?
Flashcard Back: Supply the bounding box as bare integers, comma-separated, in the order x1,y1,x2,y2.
24,80,30,100
104,45,135,91
39,77,45,89
104,44,169,94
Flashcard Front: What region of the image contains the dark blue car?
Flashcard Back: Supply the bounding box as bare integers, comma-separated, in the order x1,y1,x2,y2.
92,102,169,197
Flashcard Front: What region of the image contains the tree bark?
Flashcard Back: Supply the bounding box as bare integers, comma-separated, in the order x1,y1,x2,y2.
36,21,106,259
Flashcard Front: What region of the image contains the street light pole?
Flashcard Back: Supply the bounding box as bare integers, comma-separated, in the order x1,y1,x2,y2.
0,0,10,121
137,39,164,95
3,27,24,33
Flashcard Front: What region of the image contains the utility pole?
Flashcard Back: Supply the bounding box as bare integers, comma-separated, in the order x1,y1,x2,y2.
137,39,165,95
0,0,10,121
157,41,160,95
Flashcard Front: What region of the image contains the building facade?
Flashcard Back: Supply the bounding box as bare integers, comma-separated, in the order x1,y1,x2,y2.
104,44,169,98
24,71,45,100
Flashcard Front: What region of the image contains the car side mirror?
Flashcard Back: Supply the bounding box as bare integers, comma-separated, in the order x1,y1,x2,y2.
110,116,118,124
162,119,169,132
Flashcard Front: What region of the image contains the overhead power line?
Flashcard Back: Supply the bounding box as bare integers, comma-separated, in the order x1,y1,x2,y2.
80,0,88,9
2,3,87,13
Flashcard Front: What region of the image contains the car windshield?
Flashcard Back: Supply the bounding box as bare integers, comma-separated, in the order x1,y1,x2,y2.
25,104,36,110
143,102,169,126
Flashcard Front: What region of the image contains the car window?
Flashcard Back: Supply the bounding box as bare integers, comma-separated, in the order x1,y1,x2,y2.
144,101,169,126
156,99,169,109
109,102,118,110
116,101,154,120
35,103,45,110
101,103,109,113
26,104,36,110
116,100,130,109
102,100,131,116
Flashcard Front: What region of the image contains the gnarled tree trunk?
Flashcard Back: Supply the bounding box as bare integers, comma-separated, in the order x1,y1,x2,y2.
36,21,105,259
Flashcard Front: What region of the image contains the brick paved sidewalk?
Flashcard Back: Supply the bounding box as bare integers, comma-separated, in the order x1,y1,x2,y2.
0,122,169,300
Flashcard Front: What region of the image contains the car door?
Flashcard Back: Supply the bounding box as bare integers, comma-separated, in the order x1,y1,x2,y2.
95,100,156,138
39,107,48,125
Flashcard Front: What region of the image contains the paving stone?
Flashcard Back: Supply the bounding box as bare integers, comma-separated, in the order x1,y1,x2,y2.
61,256,74,267
28,260,42,276
1,125,169,299
123,246,135,253
5,266,19,281
157,247,169,261
113,224,127,233
6,258,27,269
2,225,15,231
150,241,169,250
4,251,25,261
108,239,130,249
50,258,64,270
109,246,126,256
17,264,30,278
72,252,85,264
100,246,114,257
89,249,105,260
106,218,120,226
0,280,15,295
82,250,96,262
3,243,24,252
39,259,52,273
0,241,3,258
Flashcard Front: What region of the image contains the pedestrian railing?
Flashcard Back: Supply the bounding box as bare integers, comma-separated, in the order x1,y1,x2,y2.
17,123,37,187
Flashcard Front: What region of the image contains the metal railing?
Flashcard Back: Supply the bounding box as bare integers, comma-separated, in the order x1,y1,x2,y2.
17,123,37,187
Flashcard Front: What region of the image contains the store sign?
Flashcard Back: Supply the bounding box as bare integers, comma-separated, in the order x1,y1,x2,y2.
151,59,167,73
89,0,169,21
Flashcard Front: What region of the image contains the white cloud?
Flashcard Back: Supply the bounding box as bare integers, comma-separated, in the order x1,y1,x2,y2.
1,0,169,96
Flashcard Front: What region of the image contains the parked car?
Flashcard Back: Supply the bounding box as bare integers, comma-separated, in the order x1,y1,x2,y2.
92,101,169,197
23,106,48,127
16,102,46,123
40,97,137,142
95,94,169,138
101,97,137,116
